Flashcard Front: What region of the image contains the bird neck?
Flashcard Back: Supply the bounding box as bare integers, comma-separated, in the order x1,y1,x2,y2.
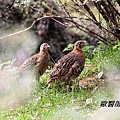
73,47,82,52
72,49,85,61
72,48,84,55
39,50,48,55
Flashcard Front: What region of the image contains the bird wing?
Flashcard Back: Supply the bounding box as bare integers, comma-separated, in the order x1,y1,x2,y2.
67,59,84,77
50,52,76,78
18,54,38,72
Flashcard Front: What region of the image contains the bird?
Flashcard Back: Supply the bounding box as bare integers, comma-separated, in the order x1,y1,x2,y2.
18,43,50,80
47,40,85,87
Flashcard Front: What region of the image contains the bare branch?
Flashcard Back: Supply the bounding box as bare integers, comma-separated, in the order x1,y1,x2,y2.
7,0,16,8
0,16,54,40
0,15,75,40
58,0,110,44
0,21,35,40
79,0,98,23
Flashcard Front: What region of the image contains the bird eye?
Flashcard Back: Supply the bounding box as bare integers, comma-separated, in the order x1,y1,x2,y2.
79,44,81,48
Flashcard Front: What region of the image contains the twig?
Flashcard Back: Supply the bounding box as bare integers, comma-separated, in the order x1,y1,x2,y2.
7,0,16,8
79,0,98,23
0,15,85,40
0,20,35,40
0,14,112,45
107,0,120,17
58,0,109,44
51,17,68,27
65,17,109,45
0,16,66,40
31,3,117,40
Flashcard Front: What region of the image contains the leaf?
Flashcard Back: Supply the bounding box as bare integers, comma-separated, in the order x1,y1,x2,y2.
113,45,117,50
118,41,120,46
63,43,74,52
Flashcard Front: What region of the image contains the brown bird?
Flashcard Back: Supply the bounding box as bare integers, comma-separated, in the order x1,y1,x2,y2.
47,40,85,87
18,43,50,80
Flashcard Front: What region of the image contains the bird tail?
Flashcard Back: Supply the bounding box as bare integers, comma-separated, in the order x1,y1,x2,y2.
18,58,33,72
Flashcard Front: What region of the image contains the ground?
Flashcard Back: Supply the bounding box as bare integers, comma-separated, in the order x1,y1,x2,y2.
0,44,120,120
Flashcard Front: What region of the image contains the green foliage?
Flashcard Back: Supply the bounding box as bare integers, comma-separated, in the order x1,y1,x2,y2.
82,46,95,59
63,43,73,52
113,41,120,51
92,43,120,71
0,42,120,120
0,72,114,120
63,43,95,59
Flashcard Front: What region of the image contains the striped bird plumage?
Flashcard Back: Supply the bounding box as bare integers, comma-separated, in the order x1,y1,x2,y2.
47,40,85,86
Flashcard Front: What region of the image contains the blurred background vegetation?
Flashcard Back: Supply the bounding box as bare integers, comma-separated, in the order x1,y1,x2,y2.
0,0,119,63
0,0,120,119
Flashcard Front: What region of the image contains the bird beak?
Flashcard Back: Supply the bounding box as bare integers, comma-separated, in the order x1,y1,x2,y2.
83,41,87,46
47,45,50,49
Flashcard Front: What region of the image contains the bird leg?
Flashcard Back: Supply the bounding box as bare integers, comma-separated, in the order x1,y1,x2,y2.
36,72,40,81
47,77,56,85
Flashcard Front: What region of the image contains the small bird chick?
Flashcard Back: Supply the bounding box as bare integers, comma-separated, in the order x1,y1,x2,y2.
18,43,50,80
47,40,85,87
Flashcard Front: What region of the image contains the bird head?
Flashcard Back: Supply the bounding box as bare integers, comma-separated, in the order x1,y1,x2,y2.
40,43,50,52
74,40,85,51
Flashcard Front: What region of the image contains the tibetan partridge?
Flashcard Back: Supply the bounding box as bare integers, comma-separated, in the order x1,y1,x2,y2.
18,43,50,80
47,40,85,86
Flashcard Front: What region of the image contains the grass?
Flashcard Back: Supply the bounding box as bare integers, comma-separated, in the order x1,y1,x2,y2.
0,79,114,120
0,44,119,120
